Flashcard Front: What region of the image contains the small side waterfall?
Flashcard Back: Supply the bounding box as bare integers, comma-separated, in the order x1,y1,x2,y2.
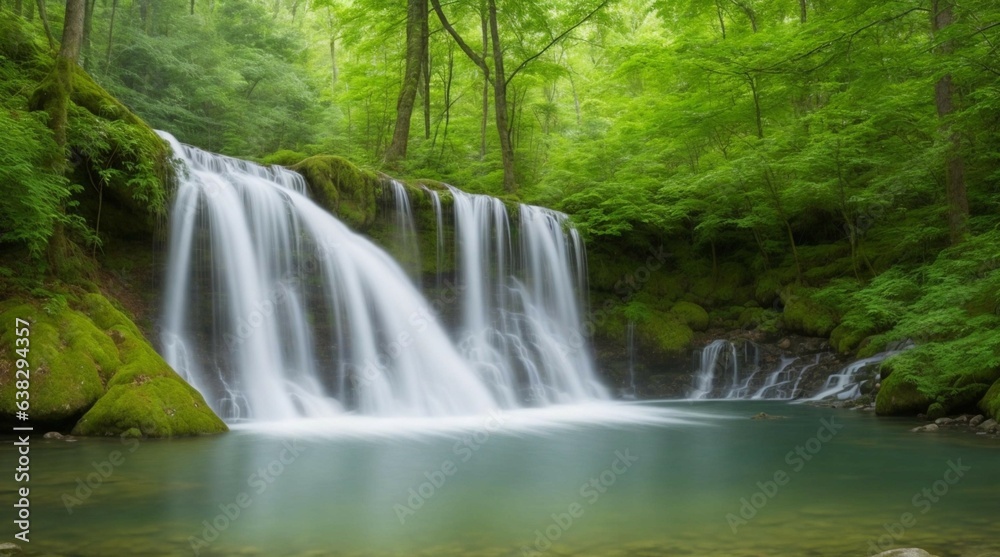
751,354,820,400
424,187,446,289
687,338,908,401
159,132,606,421
689,340,738,399
624,320,637,399
387,180,420,281
805,350,900,401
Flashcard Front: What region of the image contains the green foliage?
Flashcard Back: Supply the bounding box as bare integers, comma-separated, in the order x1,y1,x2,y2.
0,109,81,257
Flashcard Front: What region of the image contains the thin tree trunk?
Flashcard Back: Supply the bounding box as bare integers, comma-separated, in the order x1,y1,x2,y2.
480,9,489,160
487,0,516,192
385,0,427,163
36,0,54,49
715,0,726,39
799,0,806,23
14,0,22,17
729,0,757,32
105,0,118,69
932,0,968,244
438,42,454,156
25,0,33,20
327,8,338,90
83,0,95,70
421,10,431,140
31,0,86,274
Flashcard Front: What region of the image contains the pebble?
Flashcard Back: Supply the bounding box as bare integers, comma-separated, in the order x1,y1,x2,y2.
970,414,986,427
911,424,939,433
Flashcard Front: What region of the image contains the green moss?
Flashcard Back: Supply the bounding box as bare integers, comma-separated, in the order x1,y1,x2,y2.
0,292,225,436
875,361,932,416
830,321,873,354
73,376,226,437
670,301,709,332
980,379,1000,422
0,301,114,424
293,156,381,231
260,149,308,166
689,262,751,305
72,305,226,436
780,286,838,337
875,337,1000,417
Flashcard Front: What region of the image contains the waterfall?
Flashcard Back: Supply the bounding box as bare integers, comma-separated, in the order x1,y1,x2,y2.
751,354,820,400
805,350,899,401
158,132,606,421
447,187,608,406
387,180,420,281
424,187,445,290
689,340,737,399
624,320,637,399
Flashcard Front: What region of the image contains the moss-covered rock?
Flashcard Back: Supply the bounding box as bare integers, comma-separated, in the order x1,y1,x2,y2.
293,156,381,231
875,360,932,416
780,286,838,337
0,292,226,436
670,301,709,332
980,379,1000,422
0,300,111,425
830,321,873,354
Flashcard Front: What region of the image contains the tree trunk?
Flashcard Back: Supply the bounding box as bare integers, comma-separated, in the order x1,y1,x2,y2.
30,0,87,274
715,0,726,39
421,10,431,140
385,0,427,164
36,0,54,49
82,0,95,69
25,0,33,20
105,0,118,69
488,0,516,192
932,0,968,244
14,0,22,17
480,9,489,160
799,0,806,23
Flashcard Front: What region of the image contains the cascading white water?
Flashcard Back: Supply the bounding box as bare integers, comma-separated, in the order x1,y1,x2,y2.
158,132,605,421
805,350,900,401
751,354,820,400
624,320,637,399
424,187,446,289
689,340,737,399
447,187,608,405
388,180,421,281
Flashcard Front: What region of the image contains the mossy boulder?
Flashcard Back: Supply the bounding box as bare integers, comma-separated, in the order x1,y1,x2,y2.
875,339,1000,417
670,301,709,332
875,360,932,416
830,321,873,354
0,301,111,425
979,379,1000,421
293,156,381,231
780,286,838,337
0,293,226,436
